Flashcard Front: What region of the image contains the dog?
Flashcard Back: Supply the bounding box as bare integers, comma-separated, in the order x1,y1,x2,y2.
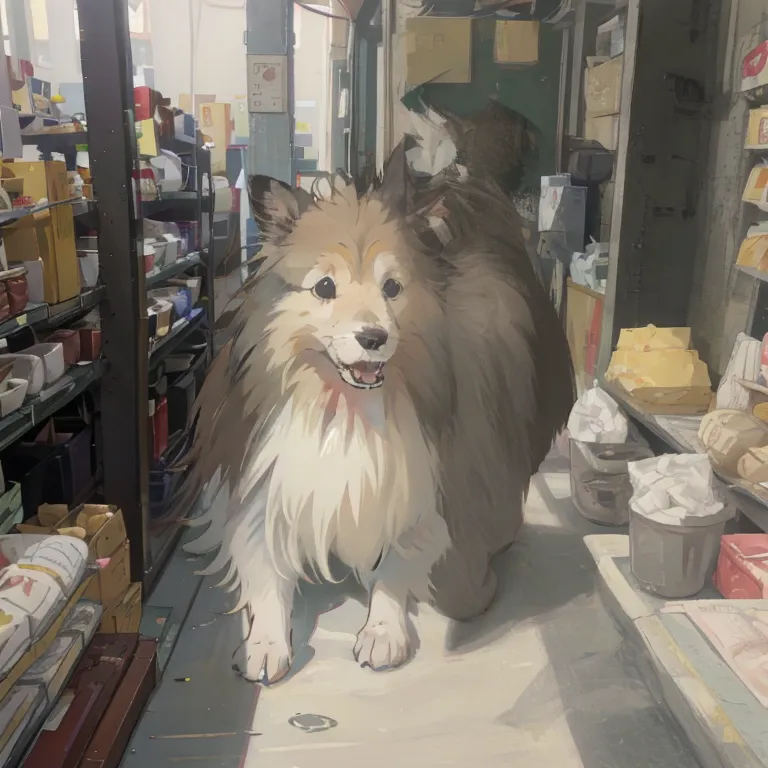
176,140,575,684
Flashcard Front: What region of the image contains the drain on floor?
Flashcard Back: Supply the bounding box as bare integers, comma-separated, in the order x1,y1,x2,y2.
288,714,338,733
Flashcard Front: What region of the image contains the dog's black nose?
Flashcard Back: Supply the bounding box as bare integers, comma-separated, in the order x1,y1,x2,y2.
355,326,388,351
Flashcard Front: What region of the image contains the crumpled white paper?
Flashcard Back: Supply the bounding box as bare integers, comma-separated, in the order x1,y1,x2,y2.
567,384,628,443
627,453,731,527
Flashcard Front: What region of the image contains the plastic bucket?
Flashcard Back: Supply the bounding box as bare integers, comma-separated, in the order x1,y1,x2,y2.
629,506,726,598
569,440,653,526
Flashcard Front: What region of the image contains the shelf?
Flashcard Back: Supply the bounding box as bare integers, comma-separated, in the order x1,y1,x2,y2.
0,197,91,228
735,265,768,283
0,287,103,341
140,192,211,219
0,360,103,453
599,377,768,533
149,309,205,367
145,252,202,288
20,130,87,151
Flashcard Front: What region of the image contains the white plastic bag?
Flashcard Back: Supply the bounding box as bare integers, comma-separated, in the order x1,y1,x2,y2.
567,384,628,443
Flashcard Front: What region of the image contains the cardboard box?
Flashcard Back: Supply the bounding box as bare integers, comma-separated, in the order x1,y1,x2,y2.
746,108,768,150
736,226,768,273
17,504,127,561
0,576,93,701
584,113,619,151
1,160,70,204
4,207,79,303
199,102,232,175
584,56,623,118
743,163,768,205
606,346,713,412
616,325,691,352
84,540,131,606
566,280,604,396
99,583,142,634
494,20,539,65
405,17,472,86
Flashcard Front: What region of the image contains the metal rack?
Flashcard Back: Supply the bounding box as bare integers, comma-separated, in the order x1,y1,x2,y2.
79,0,215,590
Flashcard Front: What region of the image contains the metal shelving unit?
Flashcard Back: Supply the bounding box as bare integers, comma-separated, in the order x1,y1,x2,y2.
79,0,215,589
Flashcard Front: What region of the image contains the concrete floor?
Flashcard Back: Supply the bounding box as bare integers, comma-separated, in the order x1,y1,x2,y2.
123,452,702,768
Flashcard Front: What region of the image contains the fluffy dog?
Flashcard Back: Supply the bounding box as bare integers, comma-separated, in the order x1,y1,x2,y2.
177,141,574,684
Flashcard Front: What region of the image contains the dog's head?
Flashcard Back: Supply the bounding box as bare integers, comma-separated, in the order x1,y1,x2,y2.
247,146,444,393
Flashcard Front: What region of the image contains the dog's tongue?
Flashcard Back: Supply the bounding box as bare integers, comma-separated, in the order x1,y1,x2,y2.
351,362,379,385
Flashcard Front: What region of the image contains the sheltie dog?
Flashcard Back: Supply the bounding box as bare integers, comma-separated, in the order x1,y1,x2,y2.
176,140,574,684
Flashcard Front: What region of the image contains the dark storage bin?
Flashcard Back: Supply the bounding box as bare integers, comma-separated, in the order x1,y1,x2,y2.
1,423,94,512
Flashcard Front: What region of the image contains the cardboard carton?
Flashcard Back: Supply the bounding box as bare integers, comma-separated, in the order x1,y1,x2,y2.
405,17,472,86
17,504,127,561
494,20,539,65
606,347,713,413
584,56,623,118
1,160,70,204
616,325,691,352
83,540,131,606
99,584,142,634
199,102,232,175
3,207,79,303
746,108,768,150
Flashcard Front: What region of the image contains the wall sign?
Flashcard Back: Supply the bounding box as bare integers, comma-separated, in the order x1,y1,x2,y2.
246,55,288,114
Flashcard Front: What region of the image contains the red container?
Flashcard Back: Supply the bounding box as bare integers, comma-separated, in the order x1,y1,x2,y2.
134,85,153,121
713,534,768,599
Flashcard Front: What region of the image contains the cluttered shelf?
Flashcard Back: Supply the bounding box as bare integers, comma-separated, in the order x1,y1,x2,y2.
0,360,102,454
598,336,768,534
148,309,205,366
145,251,202,289
141,192,212,218
0,196,95,227
0,288,103,342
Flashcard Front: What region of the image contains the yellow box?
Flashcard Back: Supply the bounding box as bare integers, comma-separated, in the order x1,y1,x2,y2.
1,160,70,204
405,17,472,86
584,56,623,118
746,108,768,150
4,207,79,304
494,20,539,65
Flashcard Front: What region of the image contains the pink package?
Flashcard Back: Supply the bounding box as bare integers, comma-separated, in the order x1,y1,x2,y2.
714,534,768,599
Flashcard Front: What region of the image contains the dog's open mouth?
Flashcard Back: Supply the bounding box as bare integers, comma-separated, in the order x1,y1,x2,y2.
339,361,385,389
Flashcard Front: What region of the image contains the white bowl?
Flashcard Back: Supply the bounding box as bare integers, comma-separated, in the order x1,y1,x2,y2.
25,343,66,385
0,354,45,397
0,378,29,416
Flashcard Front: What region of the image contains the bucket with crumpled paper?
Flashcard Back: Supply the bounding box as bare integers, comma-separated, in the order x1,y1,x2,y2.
567,385,653,525
627,454,733,598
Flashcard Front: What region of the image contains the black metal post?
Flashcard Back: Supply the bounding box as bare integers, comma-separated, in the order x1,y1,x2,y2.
80,0,151,583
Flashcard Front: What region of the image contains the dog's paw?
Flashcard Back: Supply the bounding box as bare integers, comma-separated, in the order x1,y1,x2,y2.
354,620,410,671
233,634,292,685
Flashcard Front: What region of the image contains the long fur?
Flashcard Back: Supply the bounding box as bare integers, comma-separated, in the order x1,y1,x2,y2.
174,138,574,659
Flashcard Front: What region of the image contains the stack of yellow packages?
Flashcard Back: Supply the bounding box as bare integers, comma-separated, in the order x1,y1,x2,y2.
605,325,713,414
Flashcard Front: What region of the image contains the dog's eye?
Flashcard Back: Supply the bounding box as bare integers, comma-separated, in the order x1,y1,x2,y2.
382,278,402,300
312,276,336,300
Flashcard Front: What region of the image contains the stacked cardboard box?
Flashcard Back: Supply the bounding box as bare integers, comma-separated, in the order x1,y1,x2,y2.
0,161,80,304
17,503,142,633
584,55,623,151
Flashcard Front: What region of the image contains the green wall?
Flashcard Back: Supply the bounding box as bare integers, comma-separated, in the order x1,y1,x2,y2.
412,18,562,188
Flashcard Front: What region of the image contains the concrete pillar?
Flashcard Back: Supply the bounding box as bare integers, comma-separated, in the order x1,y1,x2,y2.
246,0,293,185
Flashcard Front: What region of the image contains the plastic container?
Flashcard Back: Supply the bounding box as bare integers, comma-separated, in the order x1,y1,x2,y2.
629,505,729,598
569,439,654,525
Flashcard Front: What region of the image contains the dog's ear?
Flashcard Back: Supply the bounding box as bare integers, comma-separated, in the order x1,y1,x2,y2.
377,137,415,215
248,175,312,239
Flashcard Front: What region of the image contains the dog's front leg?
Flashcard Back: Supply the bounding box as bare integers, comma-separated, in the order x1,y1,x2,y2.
355,512,450,671
234,538,297,685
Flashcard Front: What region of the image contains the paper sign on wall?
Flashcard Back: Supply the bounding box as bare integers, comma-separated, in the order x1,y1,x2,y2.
246,55,288,113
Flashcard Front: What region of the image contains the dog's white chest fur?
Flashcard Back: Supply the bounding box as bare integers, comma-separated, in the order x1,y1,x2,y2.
240,380,440,577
